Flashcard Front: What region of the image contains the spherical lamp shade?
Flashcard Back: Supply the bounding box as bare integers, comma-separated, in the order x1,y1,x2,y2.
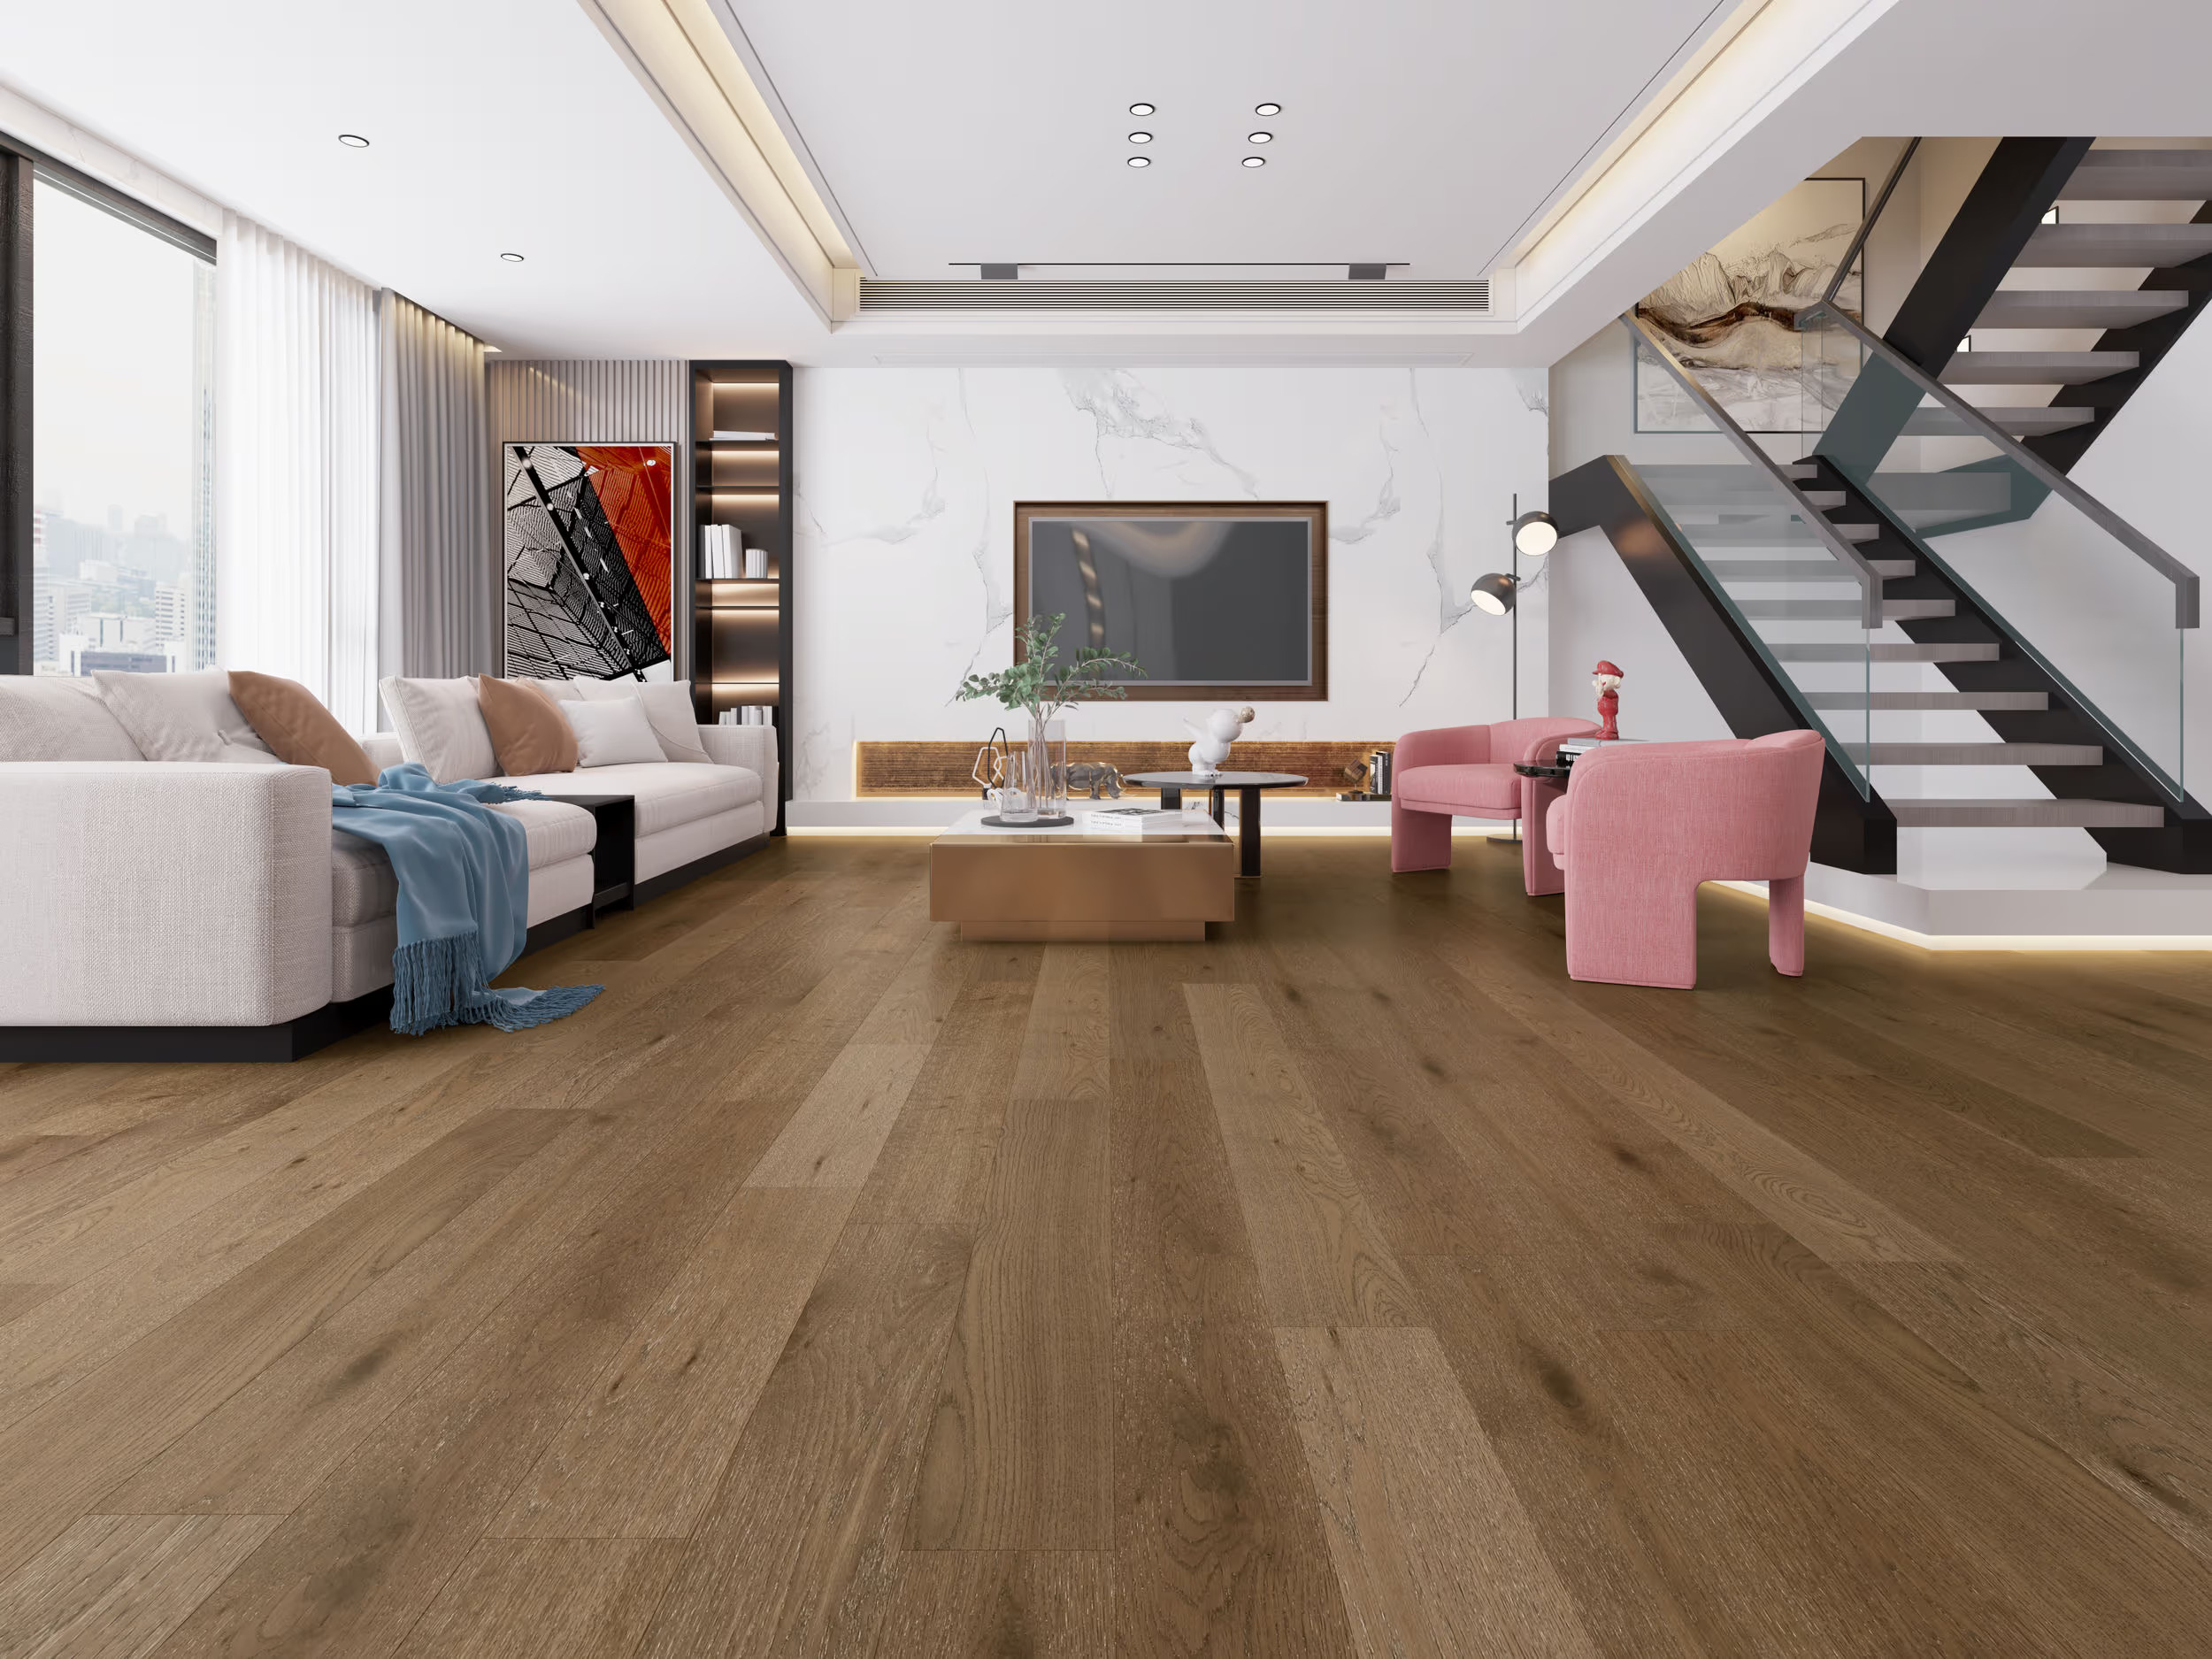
1470,572,1517,615
1512,510,1559,557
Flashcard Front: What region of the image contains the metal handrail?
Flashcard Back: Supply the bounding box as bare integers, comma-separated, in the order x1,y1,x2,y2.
1797,298,2201,627
1621,312,1886,628
1822,138,1920,308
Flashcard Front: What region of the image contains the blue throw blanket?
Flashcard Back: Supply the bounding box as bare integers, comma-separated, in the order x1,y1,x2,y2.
333,764,603,1035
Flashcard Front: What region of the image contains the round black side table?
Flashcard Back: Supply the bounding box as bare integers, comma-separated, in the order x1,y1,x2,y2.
1124,772,1307,879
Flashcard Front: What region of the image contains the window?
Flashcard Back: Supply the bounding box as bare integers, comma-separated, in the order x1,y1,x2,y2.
30,173,215,676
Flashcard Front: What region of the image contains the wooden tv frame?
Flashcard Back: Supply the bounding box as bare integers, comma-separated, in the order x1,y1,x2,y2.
1011,502,1328,702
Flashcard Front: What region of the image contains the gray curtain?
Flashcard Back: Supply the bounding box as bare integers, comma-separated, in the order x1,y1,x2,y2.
378,291,490,695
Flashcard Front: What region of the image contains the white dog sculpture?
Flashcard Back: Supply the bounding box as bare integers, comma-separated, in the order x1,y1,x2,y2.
1184,705,1256,776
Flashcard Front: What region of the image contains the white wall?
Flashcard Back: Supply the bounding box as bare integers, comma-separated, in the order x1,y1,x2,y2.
790,366,1549,802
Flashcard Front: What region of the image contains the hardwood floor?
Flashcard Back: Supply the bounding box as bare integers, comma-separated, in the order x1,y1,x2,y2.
3,834,2210,1656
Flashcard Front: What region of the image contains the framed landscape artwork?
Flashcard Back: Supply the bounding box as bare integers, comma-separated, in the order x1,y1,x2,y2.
502,442,676,680
1633,175,1866,434
1012,502,1327,701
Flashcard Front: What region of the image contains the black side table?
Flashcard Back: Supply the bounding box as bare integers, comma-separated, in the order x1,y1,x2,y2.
538,794,636,921
1124,772,1307,879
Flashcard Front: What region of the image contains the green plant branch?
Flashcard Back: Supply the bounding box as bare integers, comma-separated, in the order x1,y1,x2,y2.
956,613,1147,726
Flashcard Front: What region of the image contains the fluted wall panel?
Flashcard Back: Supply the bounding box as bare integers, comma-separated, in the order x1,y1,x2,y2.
487,358,691,680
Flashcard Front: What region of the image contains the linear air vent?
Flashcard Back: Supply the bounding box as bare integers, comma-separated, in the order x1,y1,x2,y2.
857,280,1491,312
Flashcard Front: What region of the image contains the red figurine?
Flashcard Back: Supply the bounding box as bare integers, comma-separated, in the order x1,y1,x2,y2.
1592,660,1624,741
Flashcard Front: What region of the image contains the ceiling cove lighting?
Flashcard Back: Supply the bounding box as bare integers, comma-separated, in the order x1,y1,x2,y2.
1127,155,1151,168
337,134,370,148
1241,156,1266,168
1254,102,1282,116
1128,130,1152,143
1129,102,1155,116
500,251,526,262
1248,131,1273,144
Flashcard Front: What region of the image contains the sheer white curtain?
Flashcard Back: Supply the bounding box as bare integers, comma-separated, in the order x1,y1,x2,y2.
378,291,491,687
216,214,380,732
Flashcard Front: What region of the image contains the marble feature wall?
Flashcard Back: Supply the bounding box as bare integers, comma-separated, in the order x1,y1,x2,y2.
791,366,1549,801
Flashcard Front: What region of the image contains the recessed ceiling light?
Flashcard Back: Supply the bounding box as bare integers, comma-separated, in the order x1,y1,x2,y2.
1127,155,1151,168
1128,130,1152,143
1129,102,1155,116
337,134,370,148
1255,102,1282,116
500,251,525,262
1241,156,1266,168
1248,131,1273,144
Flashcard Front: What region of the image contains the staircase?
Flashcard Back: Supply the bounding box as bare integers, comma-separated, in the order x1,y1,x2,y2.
1557,134,2212,872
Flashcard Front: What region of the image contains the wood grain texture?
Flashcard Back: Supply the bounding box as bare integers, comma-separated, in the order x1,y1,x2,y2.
0,840,2205,1656
1185,983,1418,1327
856,740,1387,796
0,1514,279,1659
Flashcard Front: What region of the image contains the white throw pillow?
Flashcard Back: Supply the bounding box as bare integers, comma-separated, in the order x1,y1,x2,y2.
536,678,710,764
92,670,278,764
380,675,498,783
0,678,148,762
563,696,665,768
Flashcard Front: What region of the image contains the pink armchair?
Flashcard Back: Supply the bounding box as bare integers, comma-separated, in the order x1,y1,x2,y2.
1542,731,1824,988
1391,718,1601,889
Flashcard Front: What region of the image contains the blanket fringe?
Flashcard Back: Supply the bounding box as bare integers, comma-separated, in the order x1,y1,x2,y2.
389,932,603,1036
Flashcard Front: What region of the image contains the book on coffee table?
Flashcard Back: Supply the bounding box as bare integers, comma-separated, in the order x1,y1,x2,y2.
1082,807,1196,834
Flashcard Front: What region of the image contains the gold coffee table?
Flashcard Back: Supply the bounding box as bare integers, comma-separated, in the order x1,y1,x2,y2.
929,809,1235,941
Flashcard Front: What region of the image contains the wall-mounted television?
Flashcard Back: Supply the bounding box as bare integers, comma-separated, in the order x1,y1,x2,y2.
1013,502,1327,701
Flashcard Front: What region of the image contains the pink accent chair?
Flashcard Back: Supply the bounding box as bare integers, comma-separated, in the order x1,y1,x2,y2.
1391,718,1601,891
1543,731,1824,988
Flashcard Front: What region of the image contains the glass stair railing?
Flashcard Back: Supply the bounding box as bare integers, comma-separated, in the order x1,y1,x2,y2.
1622,314,1881,797
1797,300,2197,803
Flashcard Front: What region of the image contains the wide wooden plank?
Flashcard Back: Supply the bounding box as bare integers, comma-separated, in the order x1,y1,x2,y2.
1184,984,1418,1327
909,1088,1112,1550
392,1538,683,1659
1116,1319,1356,1655
635,1223,972,1659
1275,1325,1600,1658
743,1044,932,1190
872,1550,1110,1658
1008,944,1111,1103
0,1109,564,1583
0,1514,279,1659
493,1186,855,1537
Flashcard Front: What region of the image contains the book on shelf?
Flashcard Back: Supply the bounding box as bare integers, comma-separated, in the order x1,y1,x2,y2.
710,430,774,442
702,524,749,580
1081,806,1201,835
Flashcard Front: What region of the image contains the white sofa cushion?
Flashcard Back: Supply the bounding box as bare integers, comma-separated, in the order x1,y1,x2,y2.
563,696,664,768
92,670,277,764
503,762,762,837
0,678,147,762
535,678,710,764
329,798,597,927
380,675,497,783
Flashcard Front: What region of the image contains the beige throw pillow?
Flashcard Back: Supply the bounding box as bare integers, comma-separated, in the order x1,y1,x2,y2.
0,678,147,762
563,696,665,768
227,672,380,785
92,670,279,764
477,677,579,776
379,676,499,783
535,678,710,764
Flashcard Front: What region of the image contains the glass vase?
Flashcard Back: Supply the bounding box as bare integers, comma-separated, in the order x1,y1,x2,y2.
1030,716,1069,820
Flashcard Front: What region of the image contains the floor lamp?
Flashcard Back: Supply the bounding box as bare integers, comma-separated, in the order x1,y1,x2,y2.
1470,495,1557,844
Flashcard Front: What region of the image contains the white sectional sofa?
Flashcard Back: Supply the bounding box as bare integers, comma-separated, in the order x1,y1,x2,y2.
0,676,777,1060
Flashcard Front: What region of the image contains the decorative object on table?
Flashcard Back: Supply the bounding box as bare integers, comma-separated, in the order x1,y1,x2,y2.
1066,761,1124,799
1632,173,1864,434
956,613,1146,829
502,442,675,681
1469,495,1562,841
1013,502,1328,701
1593,660,1624,741
1183,705,1256,777
972,727,1010,798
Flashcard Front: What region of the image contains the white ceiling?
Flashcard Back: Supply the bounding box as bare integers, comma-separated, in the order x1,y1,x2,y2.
8,0,2212,366
0,0,823,359
723,0,1733,279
